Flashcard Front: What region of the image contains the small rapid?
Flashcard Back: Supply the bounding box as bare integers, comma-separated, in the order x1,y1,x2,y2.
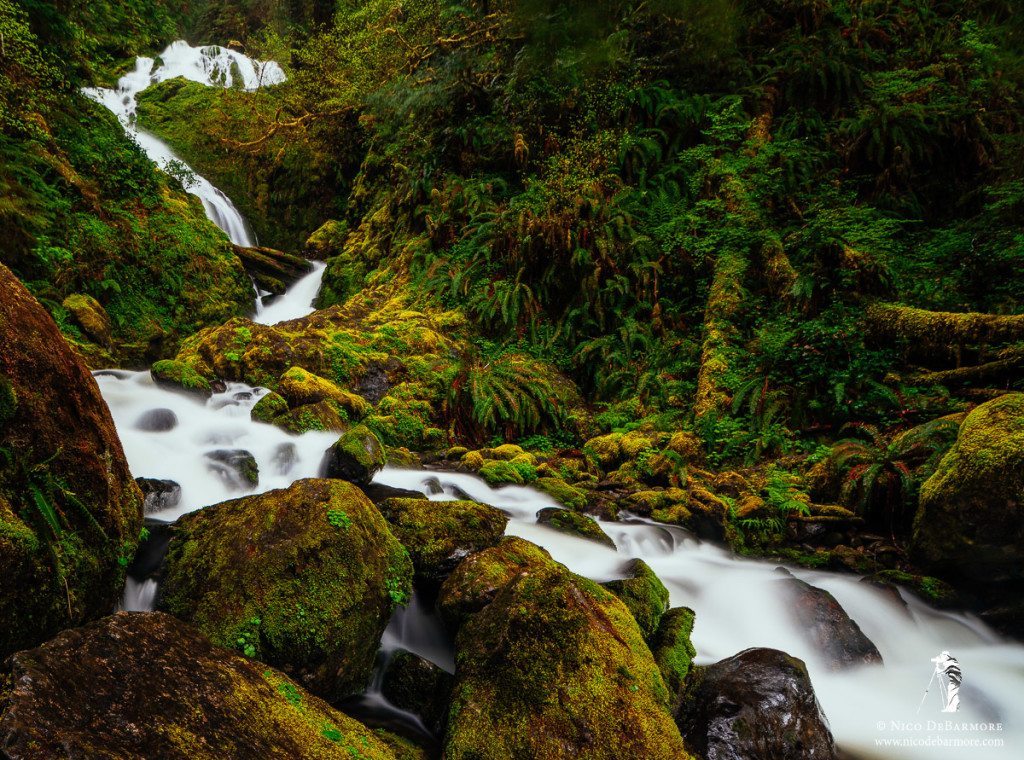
83,41,285,247
254,261,328,325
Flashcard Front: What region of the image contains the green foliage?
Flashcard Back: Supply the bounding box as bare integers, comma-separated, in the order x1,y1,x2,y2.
326,509,351,530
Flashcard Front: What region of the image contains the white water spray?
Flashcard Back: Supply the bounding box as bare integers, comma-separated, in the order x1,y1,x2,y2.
82,41,285,247
254,261,328,325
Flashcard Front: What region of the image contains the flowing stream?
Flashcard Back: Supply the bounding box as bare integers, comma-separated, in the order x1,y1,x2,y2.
87,39,1023,760
97,362,1024,759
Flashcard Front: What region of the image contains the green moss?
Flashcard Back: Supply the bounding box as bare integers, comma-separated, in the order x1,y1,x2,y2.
479,458,537,486
649,607,697,700
533,477,589,510
0,375,16,427
438,537,553,631
378,497,508,588
603,559,670,640
445,556,689,758
151,360,213,397
251,392,290,424
323,424,387,485
159,479,413,702
278,367,370,421
536,508,614,548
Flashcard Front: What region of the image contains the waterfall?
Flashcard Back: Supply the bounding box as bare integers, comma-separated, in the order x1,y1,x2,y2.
253,261,328,325
96,371,1024,758
82,41,285,247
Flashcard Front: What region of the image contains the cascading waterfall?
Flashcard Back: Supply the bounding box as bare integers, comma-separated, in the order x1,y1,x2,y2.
96,370,1024,759
82,41,285,248
253,261,328,325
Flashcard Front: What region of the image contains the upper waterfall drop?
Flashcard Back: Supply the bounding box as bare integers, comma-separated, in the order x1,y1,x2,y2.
82,41,285,247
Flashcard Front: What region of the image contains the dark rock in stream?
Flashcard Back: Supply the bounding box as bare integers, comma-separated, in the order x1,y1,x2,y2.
776,567,883,670
204,448,259,489
382,649,454,736
0,612,396,759
679,647,837,760
321,424,385,485
361,481,426,504
135,477,182,514
135,407,179,431
536,507,616,548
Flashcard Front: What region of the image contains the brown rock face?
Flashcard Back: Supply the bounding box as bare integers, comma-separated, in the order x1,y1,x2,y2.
0,263,142,659
0,611,397,760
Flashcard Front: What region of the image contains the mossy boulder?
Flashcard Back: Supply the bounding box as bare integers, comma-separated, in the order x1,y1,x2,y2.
278,366,370,421
478,458,537,486
0,611,397,759
159,479,413,701
252,391,290,423
381,649,454,736
533,476,589,510
912,394,1024,585
0,264,143,660
151,359,213,397
322,424,386,486
445,559,690,759
536,507,615,548
305,220,348,259
378,497,508,589
604,558,670,640
650,607,697,701
438,537,552,630
62,293,112,347
679,648,836,760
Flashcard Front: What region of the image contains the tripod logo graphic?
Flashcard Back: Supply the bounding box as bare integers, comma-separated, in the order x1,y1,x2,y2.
918,651,962,713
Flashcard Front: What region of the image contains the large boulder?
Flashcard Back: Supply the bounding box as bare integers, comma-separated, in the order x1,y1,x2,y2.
159,479,413,701
377,497,508,589
0,611,397,759
603,558,671,640
776,568,882,670
912,394,1024,585
0,263,142,659
322,424,386,486
679,647,836,760
444,555,690,759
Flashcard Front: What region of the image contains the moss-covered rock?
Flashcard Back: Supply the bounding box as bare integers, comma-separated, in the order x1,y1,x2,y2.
151,359,213,397
305,220,349,259
478,458,537,486
0,264,142,660
536,507,615,548
650,607,697,701
912,394,1024,584
381,649,454,736
0,611,396,759
252,390,290,423
603,558,670,640
159,479,413,701
445,559,690,759
278,366,371,421
533,476,589,510
378,497,508,589
438,537,552,630
322,424,386,486
62,293,112,347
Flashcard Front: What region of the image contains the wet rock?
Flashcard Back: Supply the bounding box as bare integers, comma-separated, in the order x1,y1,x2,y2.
271,442,298,476
533,476,589,510
0,611,395,759
437,537,552,631
357,364,390,404
159,479,413,702
0,263,143,659
150,359,213,397
776,568,883,670
603,558,670,640
205,448,260,490
445,557,688,759
679,647,837,760
251,390,289,423
381,649,454,736
135,407,179,432
360,482,426,504
135,477,182,514
536,507,615,548
62,293,112,347
378,497,508,590
321,424,386,486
